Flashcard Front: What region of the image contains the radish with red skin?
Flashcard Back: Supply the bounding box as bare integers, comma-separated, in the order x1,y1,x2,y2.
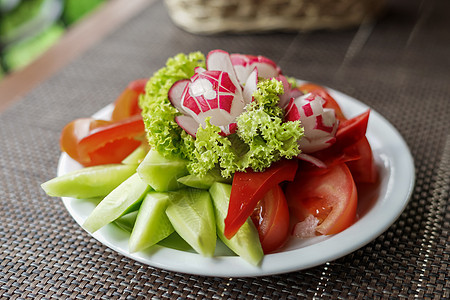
168,80,189,113
285,93,338,153
230,53,281,84
242,68,258,104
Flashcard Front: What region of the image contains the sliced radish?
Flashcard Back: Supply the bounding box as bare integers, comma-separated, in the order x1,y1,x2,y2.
242,68,258,104
175,115,200,137
276,75,292,109
230,53,280,84
287,93,338,153
169,79,189,113
194,66,206,74
206,50,242,95
297,153,327,168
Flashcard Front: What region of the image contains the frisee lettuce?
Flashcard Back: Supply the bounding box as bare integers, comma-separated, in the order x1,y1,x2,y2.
139,52,205,159
140,52,303,178
236,78,303,173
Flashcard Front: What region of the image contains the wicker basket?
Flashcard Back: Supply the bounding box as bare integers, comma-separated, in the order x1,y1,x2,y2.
164,0,385,34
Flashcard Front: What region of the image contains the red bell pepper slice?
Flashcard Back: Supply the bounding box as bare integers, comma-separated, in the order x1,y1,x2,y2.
224,159,298,239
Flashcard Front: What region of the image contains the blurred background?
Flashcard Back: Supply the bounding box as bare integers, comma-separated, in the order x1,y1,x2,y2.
0,0,106,80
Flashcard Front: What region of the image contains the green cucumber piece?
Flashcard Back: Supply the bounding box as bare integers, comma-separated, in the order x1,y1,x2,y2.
166,189,216,257
177,169,232,189
137,149,188,192
83,173,150,233
113,212,193,252
114,210,138,232
129,192,174,253
209,182,264,266
41,164,137,199
121,144,149,165
157,232,193,252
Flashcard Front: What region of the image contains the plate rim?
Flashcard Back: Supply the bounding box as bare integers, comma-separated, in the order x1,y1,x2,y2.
58,85,415,277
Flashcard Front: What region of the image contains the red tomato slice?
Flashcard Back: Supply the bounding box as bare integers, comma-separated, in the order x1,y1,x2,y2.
251,185,290,254
78,114,145,166
298,83,347,121
111,79,147,122
60,118,112,165
285,163,357,236
224,159,298,239
346,137,378,183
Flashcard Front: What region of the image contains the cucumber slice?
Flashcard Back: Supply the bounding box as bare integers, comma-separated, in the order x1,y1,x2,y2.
209,182,263,266
177,169,232,189
41,164,137,199
137,149,188,192
83,173,150,233
129,192,174,253
121,143,149,165
157,232,193,252
166,189,216,257
114,213,193,252
114,211,138,232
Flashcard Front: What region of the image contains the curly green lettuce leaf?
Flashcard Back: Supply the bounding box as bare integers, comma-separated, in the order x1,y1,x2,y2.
140,52,303,178
186,79,303,177
139,52,205,159
236,78,303,172
185,118,239,178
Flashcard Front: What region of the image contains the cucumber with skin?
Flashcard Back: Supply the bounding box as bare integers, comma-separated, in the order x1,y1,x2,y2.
209,182,264,266
129,192,174,253
121,143,149,165
41,164,137,199
114,211,193,252
166,188,216,257
137,149,188,192
177,169,232,189
83,173,150,233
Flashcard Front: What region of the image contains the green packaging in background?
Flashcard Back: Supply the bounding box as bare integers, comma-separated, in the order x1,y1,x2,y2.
0,0,106,75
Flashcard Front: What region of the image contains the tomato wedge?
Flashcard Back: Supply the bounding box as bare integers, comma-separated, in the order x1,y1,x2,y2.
111,79,147,122
251,185,290,254
224,159,298,239
298,83,347,121
285,163,357,236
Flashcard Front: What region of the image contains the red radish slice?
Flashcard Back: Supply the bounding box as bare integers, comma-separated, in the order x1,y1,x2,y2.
180,70,245,128
297,153,327,168
219,123,238,136
286,93,338,153
195,66,206,74
276,75,292,109
175,115,200,137
168,80,189,113
206,50,242,95
242,68,258,104
230,53,280,84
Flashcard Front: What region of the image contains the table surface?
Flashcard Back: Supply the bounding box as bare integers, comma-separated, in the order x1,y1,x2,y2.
1,0,449,298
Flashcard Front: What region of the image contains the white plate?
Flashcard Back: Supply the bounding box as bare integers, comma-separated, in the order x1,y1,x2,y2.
58,87,415,277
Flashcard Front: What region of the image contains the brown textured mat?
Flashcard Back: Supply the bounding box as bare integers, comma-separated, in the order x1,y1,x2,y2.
1,0,449,298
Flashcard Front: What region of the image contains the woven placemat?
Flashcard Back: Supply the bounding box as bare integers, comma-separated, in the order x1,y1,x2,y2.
1,0,449,298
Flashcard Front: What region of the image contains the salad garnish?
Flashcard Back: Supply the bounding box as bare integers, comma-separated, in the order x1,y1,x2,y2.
140,50,305,178
42,49,378,266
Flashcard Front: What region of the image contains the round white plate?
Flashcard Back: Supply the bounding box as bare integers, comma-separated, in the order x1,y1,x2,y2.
58,87,415,277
